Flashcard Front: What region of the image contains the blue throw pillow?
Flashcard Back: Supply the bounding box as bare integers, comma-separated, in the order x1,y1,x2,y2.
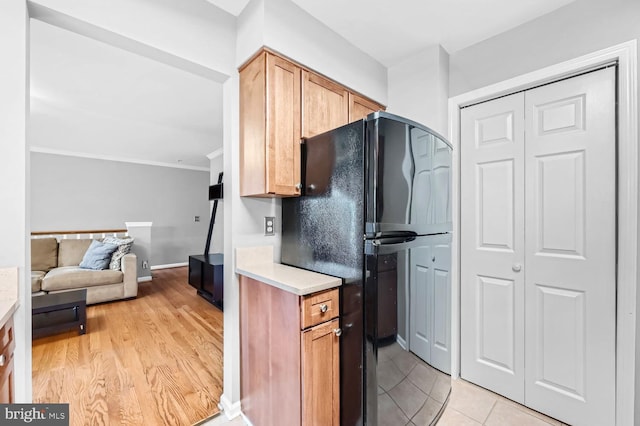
79,240,119,270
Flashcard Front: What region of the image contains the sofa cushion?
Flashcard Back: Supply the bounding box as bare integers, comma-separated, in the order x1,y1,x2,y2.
31,271,45,292
31,238,58,272
79,240,118,270
102,236,134,270
41,266,124,292
58,239,93,267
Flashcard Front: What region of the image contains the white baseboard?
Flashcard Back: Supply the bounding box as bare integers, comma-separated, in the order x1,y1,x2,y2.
137,276,152,283
150,262,188,270
397,335,407,350
218,394,242,420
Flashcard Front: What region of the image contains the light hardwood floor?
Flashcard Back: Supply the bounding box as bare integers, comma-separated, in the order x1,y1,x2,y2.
32,267,223,426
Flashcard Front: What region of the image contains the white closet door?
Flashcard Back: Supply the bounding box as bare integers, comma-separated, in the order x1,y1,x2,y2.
523,67,616,425
460,92,526,403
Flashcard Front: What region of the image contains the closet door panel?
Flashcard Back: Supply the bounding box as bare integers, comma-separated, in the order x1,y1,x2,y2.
524,66,616,426
460,92,526,403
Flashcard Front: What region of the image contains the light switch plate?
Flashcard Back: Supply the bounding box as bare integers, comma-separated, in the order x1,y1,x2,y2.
264,217,275,236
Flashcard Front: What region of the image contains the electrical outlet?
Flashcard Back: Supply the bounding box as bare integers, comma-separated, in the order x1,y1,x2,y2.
264,217,275,236
195,216,200,222
142,260,149,269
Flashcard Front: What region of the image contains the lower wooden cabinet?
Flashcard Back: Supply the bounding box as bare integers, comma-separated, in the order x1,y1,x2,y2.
302,318,340,426
239,276,340,426
0,316,15,403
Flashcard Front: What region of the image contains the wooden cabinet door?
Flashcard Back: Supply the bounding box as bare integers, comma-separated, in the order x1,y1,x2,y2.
0,317,14,403
0,356,14,403
302,71,348,138
267,54,302,196
348,92,381,122
240,52,268,196
302,318,340,426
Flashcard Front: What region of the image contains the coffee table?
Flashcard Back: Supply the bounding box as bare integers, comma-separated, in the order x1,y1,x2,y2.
32,289,87,338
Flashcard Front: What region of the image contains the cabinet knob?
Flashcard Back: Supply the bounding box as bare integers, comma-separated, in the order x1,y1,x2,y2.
333,328,342,337
295,183,302,191
0,354,5,367
307,184,316,192
512,264,522,273
320,304,328,313
432,256,436,262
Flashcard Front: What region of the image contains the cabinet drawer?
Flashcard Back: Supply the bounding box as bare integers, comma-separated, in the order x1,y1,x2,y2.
301,288,339,329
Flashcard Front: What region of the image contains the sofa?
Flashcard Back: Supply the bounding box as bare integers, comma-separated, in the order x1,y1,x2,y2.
31,237,138,305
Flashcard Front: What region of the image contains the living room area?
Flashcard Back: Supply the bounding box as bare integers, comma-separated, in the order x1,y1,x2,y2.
26,5,226,425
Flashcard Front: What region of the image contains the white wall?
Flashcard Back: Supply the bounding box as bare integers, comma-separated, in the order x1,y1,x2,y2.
30,153,211,267
30,0,237,78
0,0,31,402
220,70,282,413
449,0,640,97
237,0,388,105
387,44,450,136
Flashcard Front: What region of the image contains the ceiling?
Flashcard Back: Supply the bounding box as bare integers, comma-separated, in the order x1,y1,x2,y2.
31,0,576,170
210,0,576,66
29,19,223,170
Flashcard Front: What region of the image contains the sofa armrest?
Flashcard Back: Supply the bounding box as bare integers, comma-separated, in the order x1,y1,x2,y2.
121,253,138,298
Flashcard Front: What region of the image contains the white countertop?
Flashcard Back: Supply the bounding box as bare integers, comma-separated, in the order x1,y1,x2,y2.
235,246,341,296
0,267,19,327
0,299,18,329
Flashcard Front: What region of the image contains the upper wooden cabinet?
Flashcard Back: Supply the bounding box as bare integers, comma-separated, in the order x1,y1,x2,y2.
240,48,384,197
302,71,349,138
240,51,302,197
349,92,382,122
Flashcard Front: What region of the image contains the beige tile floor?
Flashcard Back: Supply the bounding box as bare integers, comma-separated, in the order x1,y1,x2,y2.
202,377,569,426
377,342,451,425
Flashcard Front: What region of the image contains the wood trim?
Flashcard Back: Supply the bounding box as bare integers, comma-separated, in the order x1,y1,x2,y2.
348,92,383,122
304,71,348,97
240,47,386,109
31,229,127,236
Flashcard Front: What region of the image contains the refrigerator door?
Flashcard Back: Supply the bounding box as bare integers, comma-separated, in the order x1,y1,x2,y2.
364,234,452,425
365,112,453,238
282,119,366,426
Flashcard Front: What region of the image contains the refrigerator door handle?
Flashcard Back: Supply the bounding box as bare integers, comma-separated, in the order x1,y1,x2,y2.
365,236,439,255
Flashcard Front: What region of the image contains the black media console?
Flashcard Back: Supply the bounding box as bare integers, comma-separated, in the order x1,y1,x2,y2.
188,253,223,311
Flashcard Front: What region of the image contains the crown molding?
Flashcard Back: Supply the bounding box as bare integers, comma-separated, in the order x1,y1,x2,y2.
206,148,224,160
30,146,210,172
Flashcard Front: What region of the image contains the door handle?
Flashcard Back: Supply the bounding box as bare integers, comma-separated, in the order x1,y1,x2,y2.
512,264,522,273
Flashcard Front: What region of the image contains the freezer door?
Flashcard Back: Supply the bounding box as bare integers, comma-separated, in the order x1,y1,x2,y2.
282,120,365,280
365,114,453,238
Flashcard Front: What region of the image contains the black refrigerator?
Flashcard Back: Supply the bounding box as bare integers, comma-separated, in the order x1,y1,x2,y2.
282,112,453,425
